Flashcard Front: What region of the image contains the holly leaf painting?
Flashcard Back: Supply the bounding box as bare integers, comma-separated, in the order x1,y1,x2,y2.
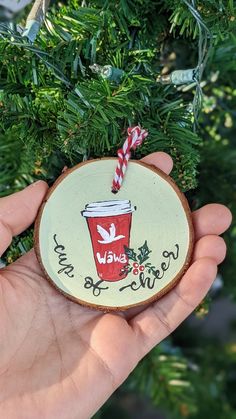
137,240,152,264
124,246,137,262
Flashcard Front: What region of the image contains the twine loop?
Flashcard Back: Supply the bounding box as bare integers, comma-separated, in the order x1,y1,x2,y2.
112,126,148,193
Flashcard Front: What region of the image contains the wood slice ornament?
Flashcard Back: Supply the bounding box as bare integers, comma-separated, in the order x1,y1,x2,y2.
34,127,194,311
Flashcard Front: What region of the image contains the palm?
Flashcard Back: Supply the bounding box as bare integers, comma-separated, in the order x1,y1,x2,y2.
0,153,232,419
1,251,137,418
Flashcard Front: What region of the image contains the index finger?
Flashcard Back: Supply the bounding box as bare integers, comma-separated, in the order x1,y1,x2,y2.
141,152,173,175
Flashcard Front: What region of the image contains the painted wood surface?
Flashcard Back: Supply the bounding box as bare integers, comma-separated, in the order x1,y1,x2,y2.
34,159,194,311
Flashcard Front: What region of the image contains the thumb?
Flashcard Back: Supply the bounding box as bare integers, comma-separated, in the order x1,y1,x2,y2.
0,181,48,256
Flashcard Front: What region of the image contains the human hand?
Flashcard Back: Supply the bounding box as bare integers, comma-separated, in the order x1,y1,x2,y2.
0,153,232,419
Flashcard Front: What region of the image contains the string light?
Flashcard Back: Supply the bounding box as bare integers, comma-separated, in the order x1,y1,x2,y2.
89,64,125,83
23,0,50,42
157,68,198,85
157,0,213,125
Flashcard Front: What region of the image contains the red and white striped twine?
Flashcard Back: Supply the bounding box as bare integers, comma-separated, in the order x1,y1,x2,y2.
112,126,148,193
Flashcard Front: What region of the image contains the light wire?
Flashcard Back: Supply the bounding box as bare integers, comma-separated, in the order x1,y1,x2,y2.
183,0,213,124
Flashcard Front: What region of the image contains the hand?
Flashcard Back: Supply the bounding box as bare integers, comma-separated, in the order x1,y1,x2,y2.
0,153,232,419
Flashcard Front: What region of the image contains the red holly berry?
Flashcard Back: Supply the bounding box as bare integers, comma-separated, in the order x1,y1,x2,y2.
133,262,139,268
139,265,145,272
133,268,139,275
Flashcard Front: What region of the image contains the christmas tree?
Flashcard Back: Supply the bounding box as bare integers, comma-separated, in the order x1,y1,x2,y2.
0,1,236,417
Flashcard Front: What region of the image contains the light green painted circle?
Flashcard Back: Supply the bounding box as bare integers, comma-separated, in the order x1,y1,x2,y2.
37,160,192,310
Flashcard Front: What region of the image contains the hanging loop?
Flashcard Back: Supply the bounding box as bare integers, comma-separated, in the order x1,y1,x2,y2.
112,126,148,193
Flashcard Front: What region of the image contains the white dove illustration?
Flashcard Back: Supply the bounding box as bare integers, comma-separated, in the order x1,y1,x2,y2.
97,223,125,244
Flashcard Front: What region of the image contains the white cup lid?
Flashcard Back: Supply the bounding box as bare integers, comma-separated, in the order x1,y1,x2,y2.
82,200,135,217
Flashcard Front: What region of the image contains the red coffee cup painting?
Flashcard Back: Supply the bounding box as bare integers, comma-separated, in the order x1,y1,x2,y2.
82,200,135,281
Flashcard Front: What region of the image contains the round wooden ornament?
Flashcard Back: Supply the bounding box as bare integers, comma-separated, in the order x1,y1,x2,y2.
34,158,194,311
